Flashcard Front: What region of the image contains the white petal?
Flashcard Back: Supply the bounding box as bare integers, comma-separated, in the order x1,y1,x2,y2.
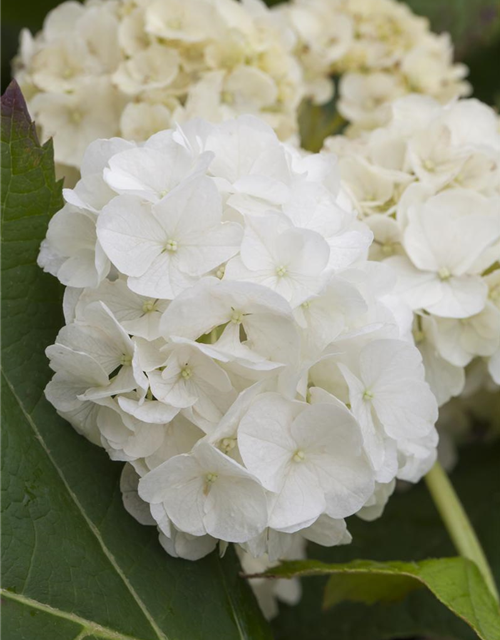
205,476,268,542
268,464,325,532
425,276,488,319
97,195,165,277
120,464,157,526
238,393,302,492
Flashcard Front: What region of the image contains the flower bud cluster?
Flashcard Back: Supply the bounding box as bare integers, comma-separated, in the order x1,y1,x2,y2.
40,115,438,565
325,95,500,411
277,0,469,129
15,0,303,170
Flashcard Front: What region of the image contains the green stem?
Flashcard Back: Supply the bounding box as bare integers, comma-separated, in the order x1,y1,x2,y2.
425,461,499,602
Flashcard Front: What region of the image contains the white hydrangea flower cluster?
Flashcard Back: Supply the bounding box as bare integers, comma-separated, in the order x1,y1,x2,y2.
15,0,303,170
39,115,439,568
277,0,470,129
324,95,500,412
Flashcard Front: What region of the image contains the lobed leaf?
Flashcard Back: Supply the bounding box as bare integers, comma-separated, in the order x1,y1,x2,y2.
253,557,500,640
269,441,500,640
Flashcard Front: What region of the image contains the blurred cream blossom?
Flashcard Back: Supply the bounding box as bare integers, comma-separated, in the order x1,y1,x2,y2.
15,0,304,171
324,96,500,445
277,0,470,129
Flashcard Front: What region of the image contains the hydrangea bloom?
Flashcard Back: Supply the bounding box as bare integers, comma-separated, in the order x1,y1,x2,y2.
324,95,500,418
40,116,438,582
15,0,303,170
277,0,469,129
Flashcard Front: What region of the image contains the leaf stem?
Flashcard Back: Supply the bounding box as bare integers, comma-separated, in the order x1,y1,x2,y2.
425,461,499,602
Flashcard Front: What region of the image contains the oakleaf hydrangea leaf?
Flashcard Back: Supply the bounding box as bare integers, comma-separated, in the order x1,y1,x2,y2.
252,556,500,640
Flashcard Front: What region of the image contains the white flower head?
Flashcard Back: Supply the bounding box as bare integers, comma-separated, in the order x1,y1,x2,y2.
40,114,440,565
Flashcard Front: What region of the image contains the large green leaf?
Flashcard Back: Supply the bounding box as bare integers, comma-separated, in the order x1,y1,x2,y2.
270,442,500,640
254,557,500,640
0,80,273,640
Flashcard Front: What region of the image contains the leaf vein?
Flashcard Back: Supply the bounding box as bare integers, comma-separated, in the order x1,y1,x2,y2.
1,372,169,640
1,589,142,640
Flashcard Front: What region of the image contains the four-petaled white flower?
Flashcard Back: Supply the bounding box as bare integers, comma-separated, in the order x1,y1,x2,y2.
339,339,438,481
97,176,242,299
238,393,374,531
225,214,330,307
139,441,268,543
387,190,500,318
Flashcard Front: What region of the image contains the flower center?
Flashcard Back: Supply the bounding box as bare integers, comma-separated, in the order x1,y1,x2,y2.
220,438,236,453
230,309,243,324
438,267,451,281
181,366,192,380
276,265,288,277
142,299,156,313
120,354,132,366
292,449,305,463
423,159,436,172
165,239,178,252
203,472,219,496
301,301,311,310
363,388,374,401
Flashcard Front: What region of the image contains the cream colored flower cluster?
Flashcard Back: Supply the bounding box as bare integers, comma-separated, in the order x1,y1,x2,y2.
39,113,439,569
324,95,500,423
15,0,303,170
278,0,470,129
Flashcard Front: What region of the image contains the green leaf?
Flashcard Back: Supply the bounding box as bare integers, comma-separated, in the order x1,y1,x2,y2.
0,80,272,640
271,442,500,640
255,557,500,640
